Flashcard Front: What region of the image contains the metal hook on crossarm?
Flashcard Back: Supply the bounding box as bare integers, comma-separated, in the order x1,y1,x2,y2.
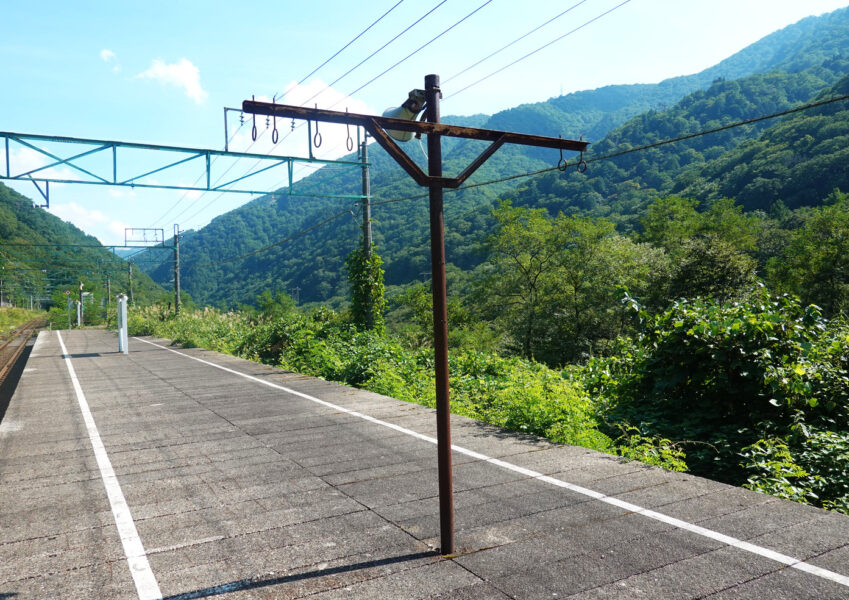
271,97,279,144
251,95,257,141
313,104,322,148
557,135,567,172
576,135,588,173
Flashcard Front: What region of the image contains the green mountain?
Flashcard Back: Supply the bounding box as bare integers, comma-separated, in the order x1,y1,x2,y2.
502,66,849,225
144,6,849,308
675,75,849,210
0,183,164,309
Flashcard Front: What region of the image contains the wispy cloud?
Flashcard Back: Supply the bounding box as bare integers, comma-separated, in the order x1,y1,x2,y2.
100,48,121,73
50,201,128,244
136,58,208,104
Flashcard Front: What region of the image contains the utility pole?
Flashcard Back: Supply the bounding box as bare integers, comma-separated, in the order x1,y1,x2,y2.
361,133,374,329
78,281,84,327
242,78,588,556
362,134,372,254
128,262,134,305
174,224,181,315
424,74,454,553
106,276,111,320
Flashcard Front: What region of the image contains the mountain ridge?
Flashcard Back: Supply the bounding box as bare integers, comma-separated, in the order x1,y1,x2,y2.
143,6,849,308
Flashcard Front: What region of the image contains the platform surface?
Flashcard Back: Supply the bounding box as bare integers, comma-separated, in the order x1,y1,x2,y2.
1,329,848,599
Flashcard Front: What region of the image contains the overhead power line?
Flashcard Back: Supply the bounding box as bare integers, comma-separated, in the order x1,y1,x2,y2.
446,0,633,100
275,0,407,101
299,0,449,109
443,0,589,85
374,92,849,204
342,0,495,102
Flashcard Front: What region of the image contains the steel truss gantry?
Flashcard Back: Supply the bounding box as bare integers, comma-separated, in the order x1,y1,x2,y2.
1,131,367,207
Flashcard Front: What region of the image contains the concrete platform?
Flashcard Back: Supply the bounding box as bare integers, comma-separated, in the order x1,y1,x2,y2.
1,329,848,599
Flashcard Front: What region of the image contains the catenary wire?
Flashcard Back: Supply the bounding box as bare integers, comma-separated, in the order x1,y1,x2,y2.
341,0,495,103
446,0,633,101
443,0,589,85
274,0,407,101
255,0,449,157
296,0,448,109
373,92,849,205
148,120,248,228
179,3,448,229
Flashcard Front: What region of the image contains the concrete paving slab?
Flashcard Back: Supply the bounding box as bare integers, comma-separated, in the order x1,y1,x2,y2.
2,329,848,599
704,566,849,600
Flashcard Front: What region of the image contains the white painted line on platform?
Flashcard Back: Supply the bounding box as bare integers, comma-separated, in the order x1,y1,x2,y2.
29,330,48,357
58,332,162,600
136,336,849,589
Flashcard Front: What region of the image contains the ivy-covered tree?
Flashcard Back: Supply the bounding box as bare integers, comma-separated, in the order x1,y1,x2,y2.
346,244,386,333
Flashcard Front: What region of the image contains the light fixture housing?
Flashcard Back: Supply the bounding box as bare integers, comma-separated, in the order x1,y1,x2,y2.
382,89,426,142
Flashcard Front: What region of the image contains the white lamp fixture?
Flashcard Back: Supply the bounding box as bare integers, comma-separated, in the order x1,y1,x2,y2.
382,89,426,141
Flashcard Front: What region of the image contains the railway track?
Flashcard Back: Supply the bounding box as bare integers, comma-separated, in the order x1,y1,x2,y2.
0,319,43,386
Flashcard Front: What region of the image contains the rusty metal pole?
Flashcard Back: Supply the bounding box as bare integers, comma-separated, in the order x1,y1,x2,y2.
425,74,454,556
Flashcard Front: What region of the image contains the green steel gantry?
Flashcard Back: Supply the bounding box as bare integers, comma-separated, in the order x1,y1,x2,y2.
1,130,367,207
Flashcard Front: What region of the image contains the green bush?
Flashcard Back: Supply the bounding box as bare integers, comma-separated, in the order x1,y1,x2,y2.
595,288,849,484
741,429,849,514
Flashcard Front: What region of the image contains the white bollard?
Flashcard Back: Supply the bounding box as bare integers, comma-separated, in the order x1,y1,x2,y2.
117,293,129,354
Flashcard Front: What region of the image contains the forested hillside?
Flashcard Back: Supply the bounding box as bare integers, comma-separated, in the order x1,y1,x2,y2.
0,183,164,313
677,74,849,209
504,66,849,224
142,6,849,308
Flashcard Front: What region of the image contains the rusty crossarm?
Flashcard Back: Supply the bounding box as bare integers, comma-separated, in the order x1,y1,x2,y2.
242,100,588,188
242,101,588,152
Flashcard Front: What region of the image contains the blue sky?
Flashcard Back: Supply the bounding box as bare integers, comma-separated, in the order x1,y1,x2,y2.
2,0,848,245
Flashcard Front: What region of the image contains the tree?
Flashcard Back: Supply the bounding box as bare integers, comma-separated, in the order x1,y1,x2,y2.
667,234,758,303
769,191,849,317
475,202,563,359
476,202,667,364
639,196,701,252
346,244,386,333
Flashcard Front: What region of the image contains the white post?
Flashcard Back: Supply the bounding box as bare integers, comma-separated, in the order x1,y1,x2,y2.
117,293,129,354
76,301,82,328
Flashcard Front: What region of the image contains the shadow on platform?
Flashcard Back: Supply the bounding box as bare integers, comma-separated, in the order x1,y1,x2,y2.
162,551,440,600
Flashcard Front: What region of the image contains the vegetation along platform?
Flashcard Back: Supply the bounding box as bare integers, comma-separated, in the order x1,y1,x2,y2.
1,329,848,599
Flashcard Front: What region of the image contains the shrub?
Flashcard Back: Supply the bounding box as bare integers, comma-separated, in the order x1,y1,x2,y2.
598,288,849,483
